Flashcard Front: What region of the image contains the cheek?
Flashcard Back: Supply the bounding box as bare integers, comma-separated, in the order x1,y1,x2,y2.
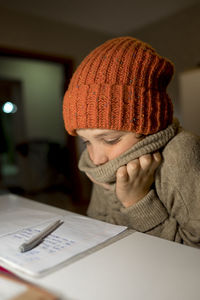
109,139,139,160
108,145,127,160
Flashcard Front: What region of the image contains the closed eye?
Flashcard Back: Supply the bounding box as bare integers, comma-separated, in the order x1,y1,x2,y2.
103,138,121,145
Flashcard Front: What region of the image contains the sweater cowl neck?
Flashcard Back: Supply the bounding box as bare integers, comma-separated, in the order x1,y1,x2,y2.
78,119,180,184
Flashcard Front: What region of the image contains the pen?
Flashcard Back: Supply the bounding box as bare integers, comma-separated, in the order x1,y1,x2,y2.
19,219,63,253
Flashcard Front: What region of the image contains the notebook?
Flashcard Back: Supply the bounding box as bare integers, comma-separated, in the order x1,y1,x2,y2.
0,207,127,277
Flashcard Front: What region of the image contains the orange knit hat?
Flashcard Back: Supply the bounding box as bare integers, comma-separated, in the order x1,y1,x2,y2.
63,36,174,136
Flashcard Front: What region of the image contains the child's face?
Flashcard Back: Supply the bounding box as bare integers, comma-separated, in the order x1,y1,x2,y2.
77,128,144,166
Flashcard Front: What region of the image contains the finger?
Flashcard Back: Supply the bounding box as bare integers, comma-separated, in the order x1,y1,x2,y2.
116,166,129,183
153,151,162,165
148,152,162,174
151,152,162,170
139,154,152,171
126,159,140,178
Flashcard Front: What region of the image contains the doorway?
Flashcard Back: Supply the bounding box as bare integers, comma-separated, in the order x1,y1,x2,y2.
0,49,89,214
0,79,25,187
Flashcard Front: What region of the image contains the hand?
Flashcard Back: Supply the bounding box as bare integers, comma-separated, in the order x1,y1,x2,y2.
116,152,162,208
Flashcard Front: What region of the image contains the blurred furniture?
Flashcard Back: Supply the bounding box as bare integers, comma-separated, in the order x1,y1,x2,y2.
14,138,89,214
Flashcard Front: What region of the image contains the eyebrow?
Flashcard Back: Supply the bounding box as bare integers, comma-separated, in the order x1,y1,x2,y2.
93,131,122,139
78,131,123,140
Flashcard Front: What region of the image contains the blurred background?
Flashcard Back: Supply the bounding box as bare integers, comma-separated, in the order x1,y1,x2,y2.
0,0,200,215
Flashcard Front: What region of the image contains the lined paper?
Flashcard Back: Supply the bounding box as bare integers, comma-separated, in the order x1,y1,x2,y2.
0,212,127,277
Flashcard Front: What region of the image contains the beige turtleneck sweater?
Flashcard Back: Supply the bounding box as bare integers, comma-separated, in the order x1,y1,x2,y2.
78,120,200,248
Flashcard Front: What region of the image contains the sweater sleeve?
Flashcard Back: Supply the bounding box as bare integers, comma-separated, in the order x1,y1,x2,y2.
120,189,169,231
121,131,200,247
87,184,129,226
87,131,200,248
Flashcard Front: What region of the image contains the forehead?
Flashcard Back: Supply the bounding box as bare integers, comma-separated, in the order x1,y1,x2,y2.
76,128,123,138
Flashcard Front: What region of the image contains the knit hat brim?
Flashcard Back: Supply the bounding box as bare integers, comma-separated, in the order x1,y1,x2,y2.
63,83,173,135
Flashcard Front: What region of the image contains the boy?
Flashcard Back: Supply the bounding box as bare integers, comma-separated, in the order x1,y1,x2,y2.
63,36,200,248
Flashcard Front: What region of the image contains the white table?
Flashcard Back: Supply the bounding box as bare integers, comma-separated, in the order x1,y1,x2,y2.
0,193,200,300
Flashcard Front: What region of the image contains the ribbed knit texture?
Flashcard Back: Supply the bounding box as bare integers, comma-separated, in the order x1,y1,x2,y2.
78,119,179,184
63,36,174,135
78,120,200,247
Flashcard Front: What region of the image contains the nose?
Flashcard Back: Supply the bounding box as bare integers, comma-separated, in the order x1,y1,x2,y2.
89,146,108,166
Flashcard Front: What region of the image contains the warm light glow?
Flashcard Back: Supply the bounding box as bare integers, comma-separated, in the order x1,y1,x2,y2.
2,101,17,114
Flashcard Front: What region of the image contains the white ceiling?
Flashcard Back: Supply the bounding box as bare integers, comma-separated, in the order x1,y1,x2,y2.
0,0,199,35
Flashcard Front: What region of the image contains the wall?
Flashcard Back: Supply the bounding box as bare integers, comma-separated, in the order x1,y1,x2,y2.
179,68,200,135
0,5,111,149
0,5,110,67
1,3,200,123
0,6,111,200
0,57,65,143
0,4,111,145
127,2,200,123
